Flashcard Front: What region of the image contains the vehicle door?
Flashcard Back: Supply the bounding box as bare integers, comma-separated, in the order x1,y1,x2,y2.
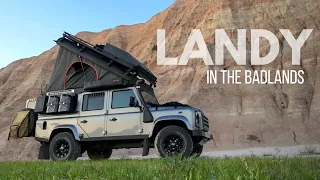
106,88,143,138
78,92,106,138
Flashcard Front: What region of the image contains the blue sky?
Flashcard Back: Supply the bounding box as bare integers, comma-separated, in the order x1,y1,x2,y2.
0,0,174,68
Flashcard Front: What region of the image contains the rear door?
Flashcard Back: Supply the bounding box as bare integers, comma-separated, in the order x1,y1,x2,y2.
78,92,106,138
106,88,143,138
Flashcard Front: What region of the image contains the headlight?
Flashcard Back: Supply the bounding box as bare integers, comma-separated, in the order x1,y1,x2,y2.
195,111,201,127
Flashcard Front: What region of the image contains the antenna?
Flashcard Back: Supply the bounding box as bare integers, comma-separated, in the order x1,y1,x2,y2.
40,84,43,95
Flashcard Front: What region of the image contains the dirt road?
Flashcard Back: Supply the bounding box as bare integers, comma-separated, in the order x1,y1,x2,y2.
78,144,320,160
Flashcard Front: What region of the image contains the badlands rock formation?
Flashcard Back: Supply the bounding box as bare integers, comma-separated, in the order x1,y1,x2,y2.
0,0,319,160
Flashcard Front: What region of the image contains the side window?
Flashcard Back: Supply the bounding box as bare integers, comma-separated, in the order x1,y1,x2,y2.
112,90,137,109
82,93,105,111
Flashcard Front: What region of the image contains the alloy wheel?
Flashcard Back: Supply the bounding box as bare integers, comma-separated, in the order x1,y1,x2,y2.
54,138,70,158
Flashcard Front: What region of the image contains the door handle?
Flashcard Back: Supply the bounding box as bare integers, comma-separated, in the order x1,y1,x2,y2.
110,118,117,122
80,120,88,124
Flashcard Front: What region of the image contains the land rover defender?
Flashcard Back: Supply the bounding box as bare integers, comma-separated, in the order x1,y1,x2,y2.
11,32,212,161
32,83,212,161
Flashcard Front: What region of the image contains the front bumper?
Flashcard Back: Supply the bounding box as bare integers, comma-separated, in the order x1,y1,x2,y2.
192,130,214,145
192,130,212,138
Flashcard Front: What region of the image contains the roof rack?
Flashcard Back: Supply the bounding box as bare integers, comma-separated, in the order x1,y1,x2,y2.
63,32,97,50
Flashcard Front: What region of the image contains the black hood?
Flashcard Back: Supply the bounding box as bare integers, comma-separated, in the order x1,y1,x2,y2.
148,101,192,109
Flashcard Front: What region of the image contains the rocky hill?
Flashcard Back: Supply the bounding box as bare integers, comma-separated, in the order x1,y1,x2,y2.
0,0,319,160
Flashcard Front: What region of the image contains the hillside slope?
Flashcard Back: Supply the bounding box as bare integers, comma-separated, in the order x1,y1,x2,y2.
0,0,320,160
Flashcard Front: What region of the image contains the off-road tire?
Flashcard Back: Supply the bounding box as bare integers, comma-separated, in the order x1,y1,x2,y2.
87,148,112,160
155,125,193,158
49,132,81,161
191,144,203,157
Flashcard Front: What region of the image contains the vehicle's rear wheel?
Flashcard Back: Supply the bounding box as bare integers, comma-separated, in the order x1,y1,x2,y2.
155,125,193,158
49,132,81,161
87,148,112,160
191,144,203,157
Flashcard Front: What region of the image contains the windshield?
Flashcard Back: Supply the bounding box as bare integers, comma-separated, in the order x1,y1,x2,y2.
139,89,159,106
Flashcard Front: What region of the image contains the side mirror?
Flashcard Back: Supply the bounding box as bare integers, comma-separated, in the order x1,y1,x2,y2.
129,96,136,107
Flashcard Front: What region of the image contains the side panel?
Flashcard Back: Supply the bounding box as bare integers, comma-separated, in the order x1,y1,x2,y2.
35,115,86,141
36,90,109,141
77,92,107,138
106,111,141,136
77,113,106,138
106,88,144,137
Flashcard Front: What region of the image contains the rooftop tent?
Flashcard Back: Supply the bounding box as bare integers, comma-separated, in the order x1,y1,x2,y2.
65,61,98,89
46,32,157,92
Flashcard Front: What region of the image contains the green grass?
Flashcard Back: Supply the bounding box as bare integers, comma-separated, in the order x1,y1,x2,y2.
0,157,319,180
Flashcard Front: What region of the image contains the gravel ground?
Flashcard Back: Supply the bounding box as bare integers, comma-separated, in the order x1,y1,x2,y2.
78,144,320,160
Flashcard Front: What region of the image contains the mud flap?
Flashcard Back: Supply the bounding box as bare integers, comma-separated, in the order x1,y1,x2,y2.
38,143,50,160
142,138,150,156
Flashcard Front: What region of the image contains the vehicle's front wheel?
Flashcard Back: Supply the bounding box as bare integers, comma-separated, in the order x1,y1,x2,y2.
49,132,81,161
87,148,113,160
155,125,193,158
191,144,203,157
